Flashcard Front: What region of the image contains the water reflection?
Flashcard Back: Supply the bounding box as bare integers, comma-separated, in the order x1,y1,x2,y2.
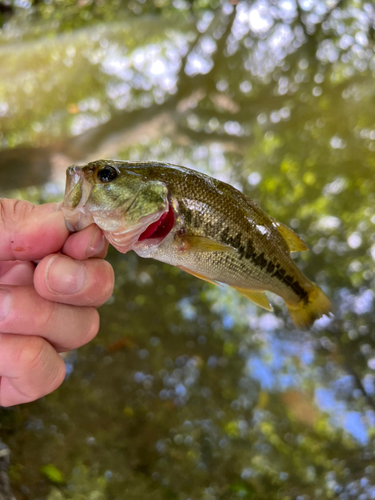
1,1,375,499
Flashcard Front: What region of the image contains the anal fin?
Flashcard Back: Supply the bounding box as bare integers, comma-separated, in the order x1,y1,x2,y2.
232,286,273,311
178,266,221,286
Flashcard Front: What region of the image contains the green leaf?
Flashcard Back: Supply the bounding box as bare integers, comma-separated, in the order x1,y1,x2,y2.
41,464,65,484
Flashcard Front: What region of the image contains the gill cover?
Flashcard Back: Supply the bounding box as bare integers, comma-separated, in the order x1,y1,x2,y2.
100,179,169,253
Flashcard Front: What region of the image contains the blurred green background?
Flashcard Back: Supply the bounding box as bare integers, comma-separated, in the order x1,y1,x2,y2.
1,0,375,498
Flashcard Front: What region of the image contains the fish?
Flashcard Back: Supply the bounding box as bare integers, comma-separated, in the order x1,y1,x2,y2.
62,159,332,329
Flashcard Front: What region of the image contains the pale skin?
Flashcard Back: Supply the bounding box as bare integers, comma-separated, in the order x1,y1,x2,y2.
0,199,115,407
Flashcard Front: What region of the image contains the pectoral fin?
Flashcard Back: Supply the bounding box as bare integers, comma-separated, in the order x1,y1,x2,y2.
232,286,273,311
179,234,236,253
275,222,308,253
178,266,221,286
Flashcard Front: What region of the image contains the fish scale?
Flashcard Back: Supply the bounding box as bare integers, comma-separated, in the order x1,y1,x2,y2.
62,160,332,329
138,165,309,301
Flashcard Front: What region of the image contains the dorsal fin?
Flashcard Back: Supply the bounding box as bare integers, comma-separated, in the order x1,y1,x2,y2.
275,222,308,253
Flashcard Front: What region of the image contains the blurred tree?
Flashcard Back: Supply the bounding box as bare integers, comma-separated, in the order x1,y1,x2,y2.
1,1,375,499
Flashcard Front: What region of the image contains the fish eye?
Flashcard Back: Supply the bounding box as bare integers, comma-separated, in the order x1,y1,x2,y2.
97,166,118,183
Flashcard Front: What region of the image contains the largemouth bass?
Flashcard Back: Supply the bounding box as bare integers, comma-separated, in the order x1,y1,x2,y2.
62,160,332,329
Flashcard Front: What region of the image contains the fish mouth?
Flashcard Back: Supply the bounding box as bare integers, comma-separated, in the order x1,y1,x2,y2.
62,166,95,232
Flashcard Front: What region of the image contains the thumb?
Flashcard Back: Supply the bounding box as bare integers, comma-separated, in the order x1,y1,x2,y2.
0,200,69,261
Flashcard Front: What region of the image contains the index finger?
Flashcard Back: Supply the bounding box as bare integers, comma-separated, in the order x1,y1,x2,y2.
0,200,69,261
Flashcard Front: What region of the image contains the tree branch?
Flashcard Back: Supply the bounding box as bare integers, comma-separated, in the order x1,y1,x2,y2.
345,364,375,411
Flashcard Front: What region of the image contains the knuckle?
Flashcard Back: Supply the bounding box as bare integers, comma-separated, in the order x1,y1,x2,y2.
17,336,47,373
0,199,33,230
82,308,100,345
95,261,115,305
38,299,58,332
0,200,36,260
62,305,100,347
18,340,65,402
26,351,66,402
103,266,115,302
104,261,115,290
49,357,66,392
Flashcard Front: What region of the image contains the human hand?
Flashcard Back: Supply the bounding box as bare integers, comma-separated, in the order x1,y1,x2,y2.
0,199,114,406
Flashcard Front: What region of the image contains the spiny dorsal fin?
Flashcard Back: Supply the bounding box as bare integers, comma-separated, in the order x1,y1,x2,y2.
232,286,273,311
179,234,236,253
275,222,308,253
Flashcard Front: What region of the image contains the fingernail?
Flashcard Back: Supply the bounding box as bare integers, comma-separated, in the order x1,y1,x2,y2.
0,288,11,320
47,255,86,294
86,226,106,258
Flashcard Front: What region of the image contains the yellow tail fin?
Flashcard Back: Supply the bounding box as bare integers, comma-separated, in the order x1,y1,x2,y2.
287,284,332,330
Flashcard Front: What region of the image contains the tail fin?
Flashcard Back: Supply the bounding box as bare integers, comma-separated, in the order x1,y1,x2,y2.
287,284,332,330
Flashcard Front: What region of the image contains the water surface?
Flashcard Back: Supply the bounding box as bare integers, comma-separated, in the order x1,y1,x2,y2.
1,1,375,499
